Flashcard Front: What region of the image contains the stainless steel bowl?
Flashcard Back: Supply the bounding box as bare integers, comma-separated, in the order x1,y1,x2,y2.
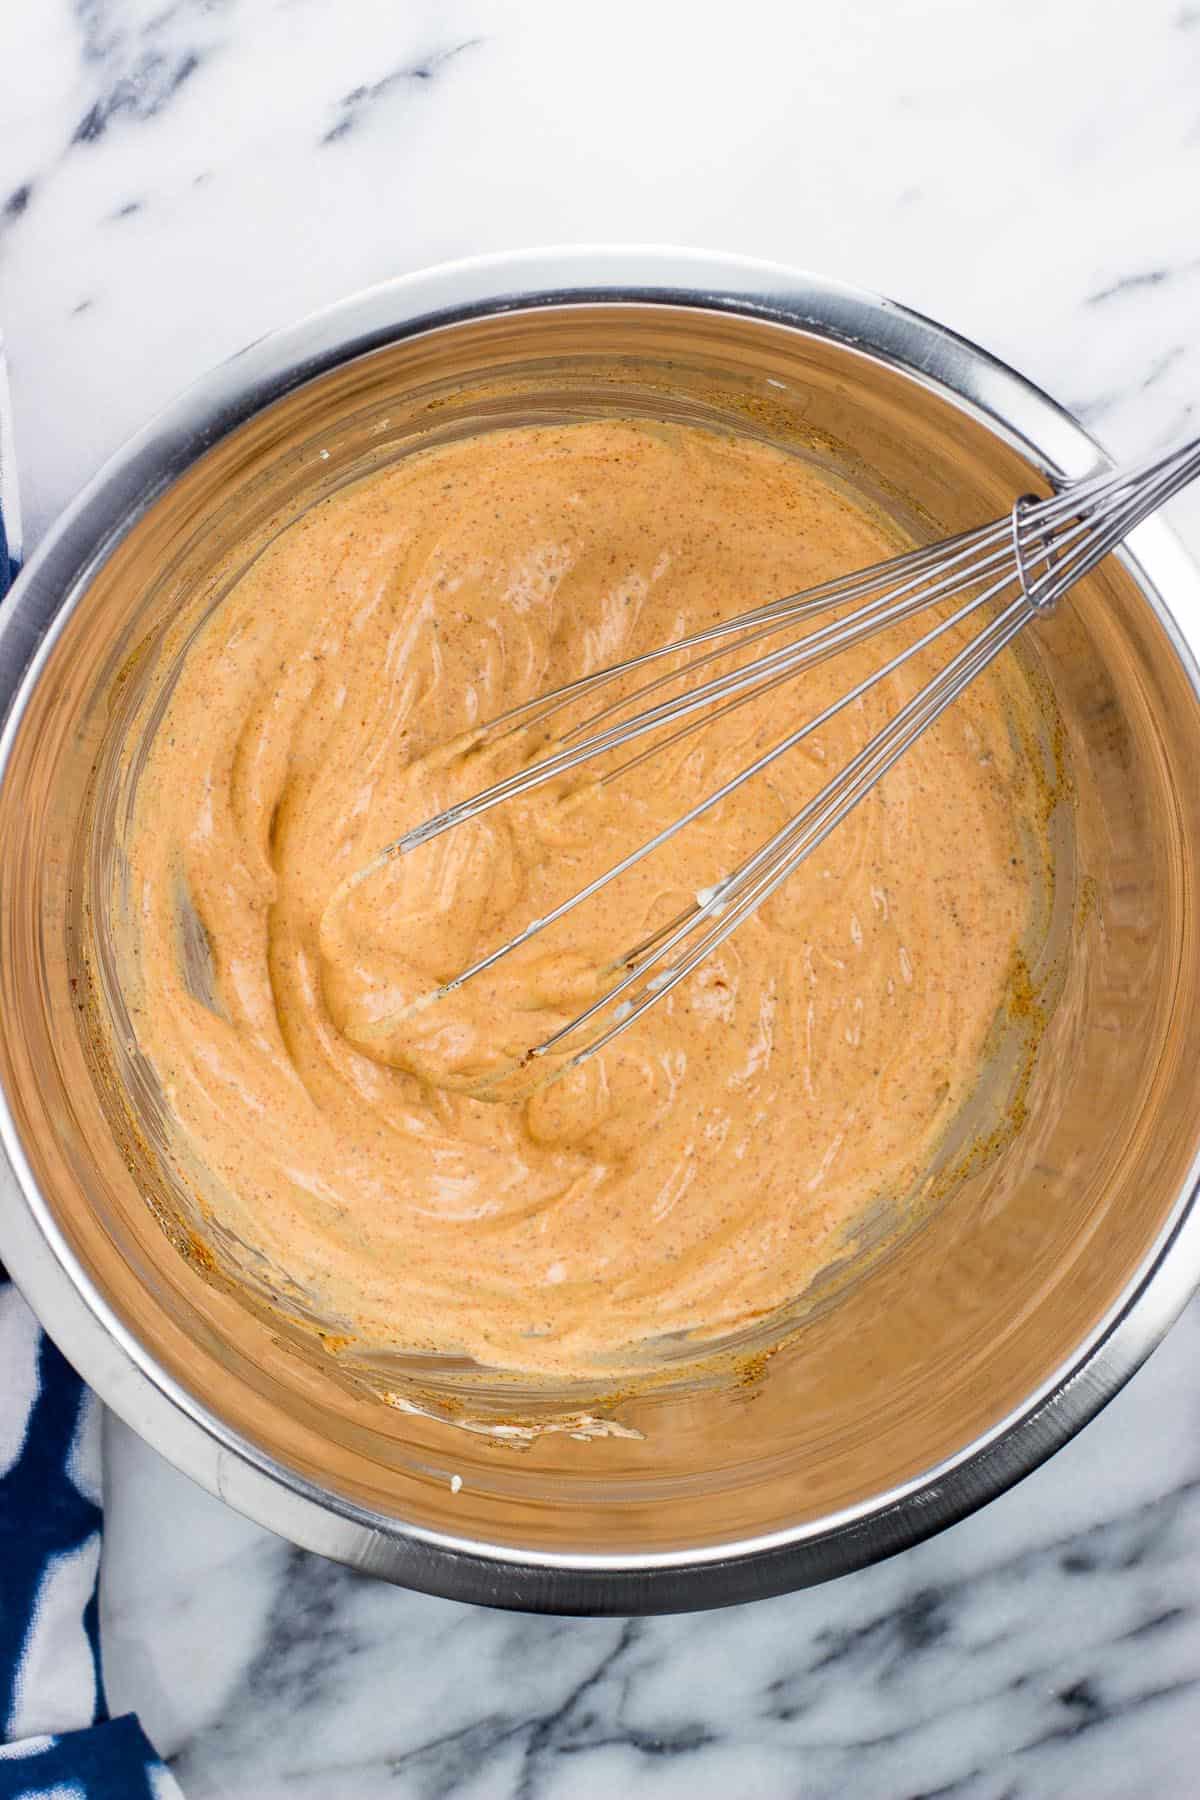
3,248,1200,1615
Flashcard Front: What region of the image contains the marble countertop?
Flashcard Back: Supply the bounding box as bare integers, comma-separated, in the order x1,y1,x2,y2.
4,1,1200,1794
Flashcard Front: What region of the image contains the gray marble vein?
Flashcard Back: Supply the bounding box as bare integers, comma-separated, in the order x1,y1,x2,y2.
1087,261,1200,306
321,39,485,145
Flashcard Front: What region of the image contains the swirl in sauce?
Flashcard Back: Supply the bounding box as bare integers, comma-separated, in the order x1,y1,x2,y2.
125,421,1043,1377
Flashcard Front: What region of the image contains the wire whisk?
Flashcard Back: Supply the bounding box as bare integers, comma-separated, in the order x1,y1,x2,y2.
346,432,1200,1094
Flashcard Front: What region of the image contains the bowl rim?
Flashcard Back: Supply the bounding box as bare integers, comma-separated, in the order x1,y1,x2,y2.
3,244,1200,1614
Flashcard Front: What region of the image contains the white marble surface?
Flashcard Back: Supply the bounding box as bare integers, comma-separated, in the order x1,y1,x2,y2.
4,1,1200,1794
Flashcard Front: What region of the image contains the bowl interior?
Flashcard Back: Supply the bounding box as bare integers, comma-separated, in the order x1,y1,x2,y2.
3,300,1200,1565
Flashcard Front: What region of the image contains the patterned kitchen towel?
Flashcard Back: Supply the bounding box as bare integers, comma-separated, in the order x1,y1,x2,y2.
0,341,183,1798
0,330,19,590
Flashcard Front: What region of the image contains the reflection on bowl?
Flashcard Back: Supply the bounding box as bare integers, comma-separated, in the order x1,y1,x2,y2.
2,250,1200,1612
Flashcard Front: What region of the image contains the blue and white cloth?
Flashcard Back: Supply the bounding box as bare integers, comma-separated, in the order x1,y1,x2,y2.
1,340,182,1799
0,332,19,591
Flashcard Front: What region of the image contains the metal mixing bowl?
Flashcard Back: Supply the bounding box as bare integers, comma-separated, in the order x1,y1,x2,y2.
3,248,1200,1614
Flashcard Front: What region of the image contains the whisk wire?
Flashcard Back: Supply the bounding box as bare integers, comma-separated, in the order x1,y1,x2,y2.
536,595,1033,1068
351,431,1200,1092
439,566,1018,1009
377,519,1027,867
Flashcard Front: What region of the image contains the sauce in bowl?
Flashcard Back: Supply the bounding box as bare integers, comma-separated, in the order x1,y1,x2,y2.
123,419,1047,1378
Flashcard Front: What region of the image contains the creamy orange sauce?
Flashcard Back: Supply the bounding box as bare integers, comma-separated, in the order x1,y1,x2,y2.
124,420,1042,1378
